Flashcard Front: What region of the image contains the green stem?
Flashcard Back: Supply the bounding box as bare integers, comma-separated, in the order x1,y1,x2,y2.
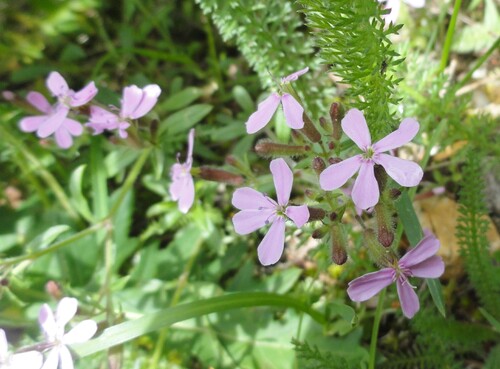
368,288,386,369
439,0,462,72
72,292,327,357
90,137,109,221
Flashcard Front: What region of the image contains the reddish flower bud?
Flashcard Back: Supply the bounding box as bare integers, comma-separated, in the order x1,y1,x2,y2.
254,140,308,158
308,206,326,221
330,223,348,265
299,113,322,143
199,167,244,186
312,157,326,175
328,157,342,165
329,102,344,141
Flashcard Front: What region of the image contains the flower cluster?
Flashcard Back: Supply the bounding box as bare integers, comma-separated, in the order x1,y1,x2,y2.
0,297,96,369
19,72,161,149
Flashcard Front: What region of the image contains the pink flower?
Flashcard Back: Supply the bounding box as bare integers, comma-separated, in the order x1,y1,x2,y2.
319,109,423,210
379,0,425,25
38,298,97,369
347,234,444,318
232,158,309,266
86,84,161,138
0,329,43,369
245,67,308,134
170,129,195,213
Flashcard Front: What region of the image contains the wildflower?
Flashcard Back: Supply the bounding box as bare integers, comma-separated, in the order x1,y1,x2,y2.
86,84,161,138
347,234,444,318
319,109,423,209
0,329,43,369
232,158,309,265
379,0,425,25
245,67,308,134
38,297,97,369
170,129,195,213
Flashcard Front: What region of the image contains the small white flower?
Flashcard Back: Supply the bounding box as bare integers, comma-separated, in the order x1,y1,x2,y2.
0,329,43,369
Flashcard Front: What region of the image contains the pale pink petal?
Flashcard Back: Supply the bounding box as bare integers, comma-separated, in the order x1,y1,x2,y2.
69,81,98,107
129,84,161,119
408,255,445,278
347,268,395,301
170,172,195,214
374,153,423,187
20,116,47,132
257,217,286,266
118,123,130,138
89,105,118,124
39,304,57,341
63,320,97,344
270,158,293,206
121,85,144,118
54,128,74,149
397,278,420,318
63,119,83,136
56,298,78,329
352,162,379,210
37,106,69,138
58,345,74,369
281,67,309,83
245,93,281,134
281,94,304,129
26,92,51,114
186,128,195,165
169,164,185,201
373,118,419,153
285,205,309,227
0,329,7,360
341,109,372,150
232,209,275,235
382,0,401,24
11,351,43,369
41,347,59,369
400,234,440,267
404,0,425,8
46,72,69,97
232,187,276,210
319,155,362,191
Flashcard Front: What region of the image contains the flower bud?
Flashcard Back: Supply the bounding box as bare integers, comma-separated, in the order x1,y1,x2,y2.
300,113,322,143
330,223,348,265
329,102,344,141
254,139,308,158
291,130,305,144
329,212,337,221
389,188,402,199
319,116,329,131
199,167,244,186
312,226,328,239
374,202,394,247
328,142,335,151
304,189,316,200
374,165,388,192
308,206,326,221
312,157,326,175
328,157,342,165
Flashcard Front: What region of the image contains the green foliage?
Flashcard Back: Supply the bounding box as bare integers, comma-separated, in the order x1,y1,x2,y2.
456,152,500,318
298,0,404,138
381,344,456,369
293,339,361,369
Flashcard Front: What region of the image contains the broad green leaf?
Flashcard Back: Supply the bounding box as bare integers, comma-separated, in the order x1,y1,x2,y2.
159,104,213,136
158,87,202,113
232,85,254,112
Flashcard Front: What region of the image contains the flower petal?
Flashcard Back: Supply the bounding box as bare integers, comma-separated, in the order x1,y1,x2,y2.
41,347,59,369
26,91,51,114
257,217,286,266
170,172,195,214
245,93,281,134
0,329,7,360
121,85,143,118
54,128,74,149
46,72,69,97
270,158,293,206
11,351,44,369
381,0,401,24
375,153,423,187
281,67,309,83
20,116,47,132
129,84,161,119
58,345,74,369
39,304,57,341
232,209,275,235
319,155,362,191
404,0,425,8
373,118,419,153
352,162,379,209
63,320,97,344
56,298,78,329
70,81,98,107
37,106,69,138
400,234,440,267
408,255,445,278
285,205,309,228
341,109,371,150
396,278,420,318
186,128,195,166
232,187,276,210
281,93,304,129
347,268,395,301
63,119,83,136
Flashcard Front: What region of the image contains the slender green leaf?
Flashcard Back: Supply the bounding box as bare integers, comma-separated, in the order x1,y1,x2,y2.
160,104,213,136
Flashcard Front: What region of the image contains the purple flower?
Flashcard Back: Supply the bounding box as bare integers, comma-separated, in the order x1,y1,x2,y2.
86,84,161,138
347,234,445,318
245,67,308,134
0,329,43,369
319,108,423,210
169,129,195,213
232,158,309,266
38,297,97,369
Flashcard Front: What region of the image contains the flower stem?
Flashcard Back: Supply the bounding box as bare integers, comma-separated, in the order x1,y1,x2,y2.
368,288,386,369
439,0,462,73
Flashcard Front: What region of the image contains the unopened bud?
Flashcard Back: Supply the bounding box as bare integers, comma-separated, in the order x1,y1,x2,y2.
312,157,326,175
304,189,316,199
199,167,244,186
375,202,395,247
329,102,344,141
150,119,159,138
319,116,332,132
329,212,338,221
2,91,15,101
254,140,308,158
0,278,8,286
378,226,394,247
328,157,342,165
300,113,322,143
225,155,238,167
308,207,326,221
46,280,62,300
330,223,348,265
312,226,328,239
291,130,305,144
328,142,335,151
374,165,388,192
389,188,401,199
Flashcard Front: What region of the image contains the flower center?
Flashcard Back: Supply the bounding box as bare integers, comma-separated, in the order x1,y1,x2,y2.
363,146,375,160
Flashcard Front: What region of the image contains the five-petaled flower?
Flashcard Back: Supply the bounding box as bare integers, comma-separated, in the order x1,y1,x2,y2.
232,158,309,265
347,233,444,318
170,129,195,213
0,329,43,369
19,72,97,149
319,108,423,210
38,297,97,369
86,84,161,138
245,67,308,134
